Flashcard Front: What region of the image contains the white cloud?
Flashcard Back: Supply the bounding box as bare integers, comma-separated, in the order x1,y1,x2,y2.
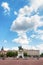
11,6,43,50
40,35,43,40
22,44,37,50
30,15,43,34
11,13,43,34
36,30,43,34
37,34,43,40
37,43,43,53
1,2,10,15
30,0,43,12
11,47,18,50
10,0,43,33
10,0,43,53
22,45,31,49
4,48,9,51
14,11,18,15
13,5,33,17
10,16,35,33
12,33,30,45
18,5,33,16
31,33,43,41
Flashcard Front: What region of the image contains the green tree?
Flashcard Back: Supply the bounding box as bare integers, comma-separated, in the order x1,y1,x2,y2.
24,52,27,57
0,53,5,60
1,46,4,51
13,51,18,57
0,54,4,57
6,51,18,57
40,53,43,57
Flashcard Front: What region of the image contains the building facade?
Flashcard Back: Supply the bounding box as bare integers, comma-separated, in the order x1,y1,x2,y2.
23,49,40,56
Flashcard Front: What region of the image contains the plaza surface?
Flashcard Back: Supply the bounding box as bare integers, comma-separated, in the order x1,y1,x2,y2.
0,58,43,65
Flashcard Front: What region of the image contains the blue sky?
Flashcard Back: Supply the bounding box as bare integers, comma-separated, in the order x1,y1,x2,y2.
0,0,43,53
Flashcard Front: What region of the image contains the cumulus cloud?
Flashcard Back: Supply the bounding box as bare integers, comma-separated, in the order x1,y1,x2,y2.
10,0,43,52
37,44,43,53
36,30,43,34
1,2,10,15
18,5,33,16
30,0,43,12
4,48,9,51
31,15,43,32
31,33,43,41
10,1,43,33
10,13,43,34
40,35,43,40
22,44,37,50
12,33,30,45
37,34,43,40
11,47,18,50
10,16,35,33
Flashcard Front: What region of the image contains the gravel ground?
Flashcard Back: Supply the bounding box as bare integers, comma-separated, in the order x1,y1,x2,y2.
0,58,43,65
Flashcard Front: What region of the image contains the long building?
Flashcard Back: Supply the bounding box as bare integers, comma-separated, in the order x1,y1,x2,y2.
23,49,40,56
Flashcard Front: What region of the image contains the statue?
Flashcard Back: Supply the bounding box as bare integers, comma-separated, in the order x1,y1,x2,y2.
17,46,24,59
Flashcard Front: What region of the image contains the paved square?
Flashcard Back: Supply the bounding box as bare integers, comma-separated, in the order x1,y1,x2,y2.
0,58,43,65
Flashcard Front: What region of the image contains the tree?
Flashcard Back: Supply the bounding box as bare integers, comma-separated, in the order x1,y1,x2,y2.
0,47,5,60
6,51,18,57
0,54,4,57
13,51,18,57
28,55,31,57
40,53,43,57
24,52,27,57
0,53,5,60
1,46,4,51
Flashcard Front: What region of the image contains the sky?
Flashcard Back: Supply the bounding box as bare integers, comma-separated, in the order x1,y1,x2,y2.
0,0,43,53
